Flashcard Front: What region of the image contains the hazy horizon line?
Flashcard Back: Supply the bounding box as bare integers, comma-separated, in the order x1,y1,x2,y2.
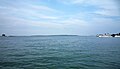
0,34,95,37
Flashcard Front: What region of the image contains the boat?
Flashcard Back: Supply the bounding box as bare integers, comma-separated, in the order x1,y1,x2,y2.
97,35,112,37
115,35,120,37
97,33,120,37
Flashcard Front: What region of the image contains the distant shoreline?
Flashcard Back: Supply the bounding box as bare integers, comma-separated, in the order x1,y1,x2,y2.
0,35,95,37
0,35,78,37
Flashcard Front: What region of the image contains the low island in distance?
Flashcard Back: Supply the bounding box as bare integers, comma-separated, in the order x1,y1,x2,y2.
1,33,120,37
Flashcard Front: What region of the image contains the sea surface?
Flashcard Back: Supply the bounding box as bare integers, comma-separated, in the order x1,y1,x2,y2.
0,36,120,69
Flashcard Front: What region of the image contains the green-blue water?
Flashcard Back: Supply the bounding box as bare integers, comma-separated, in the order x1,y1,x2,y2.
0,36,120,69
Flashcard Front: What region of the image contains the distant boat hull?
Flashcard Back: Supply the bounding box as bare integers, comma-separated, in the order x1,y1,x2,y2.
97,35,120,37
98,36,112,37
97,33,120,37
115,36,120,37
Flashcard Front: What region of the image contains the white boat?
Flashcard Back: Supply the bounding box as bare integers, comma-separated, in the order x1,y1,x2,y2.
98,35,112,37
115,36,120,37
96,34,112,37
97,33,120,37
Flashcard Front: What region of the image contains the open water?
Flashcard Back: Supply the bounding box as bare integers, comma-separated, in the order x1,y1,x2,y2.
0,36,120,69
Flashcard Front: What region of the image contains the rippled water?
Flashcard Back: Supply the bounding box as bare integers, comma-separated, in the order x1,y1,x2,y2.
0,36,120,69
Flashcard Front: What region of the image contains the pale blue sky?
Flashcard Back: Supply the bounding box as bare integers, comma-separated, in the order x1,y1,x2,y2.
0,0,120,36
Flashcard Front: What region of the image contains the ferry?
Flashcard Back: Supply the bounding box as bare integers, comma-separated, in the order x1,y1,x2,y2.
115,35,120,37
97,33,120,37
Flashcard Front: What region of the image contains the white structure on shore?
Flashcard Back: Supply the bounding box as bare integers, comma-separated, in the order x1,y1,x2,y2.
97,33,120,37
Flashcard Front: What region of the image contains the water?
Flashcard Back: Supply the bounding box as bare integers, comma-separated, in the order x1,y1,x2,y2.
0,36,120,69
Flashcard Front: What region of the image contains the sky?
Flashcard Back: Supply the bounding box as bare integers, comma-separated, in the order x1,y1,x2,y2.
0,0,120,36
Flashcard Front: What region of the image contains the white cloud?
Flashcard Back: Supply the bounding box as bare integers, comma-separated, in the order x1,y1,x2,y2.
59,0,120,16
0,3,60,20
60,18,87,26
58,0,85,4
94,9,120,16
30,5,59,13
89,0,120,16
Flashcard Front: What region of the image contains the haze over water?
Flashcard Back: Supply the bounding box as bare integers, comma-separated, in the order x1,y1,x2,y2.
0,36,120,69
